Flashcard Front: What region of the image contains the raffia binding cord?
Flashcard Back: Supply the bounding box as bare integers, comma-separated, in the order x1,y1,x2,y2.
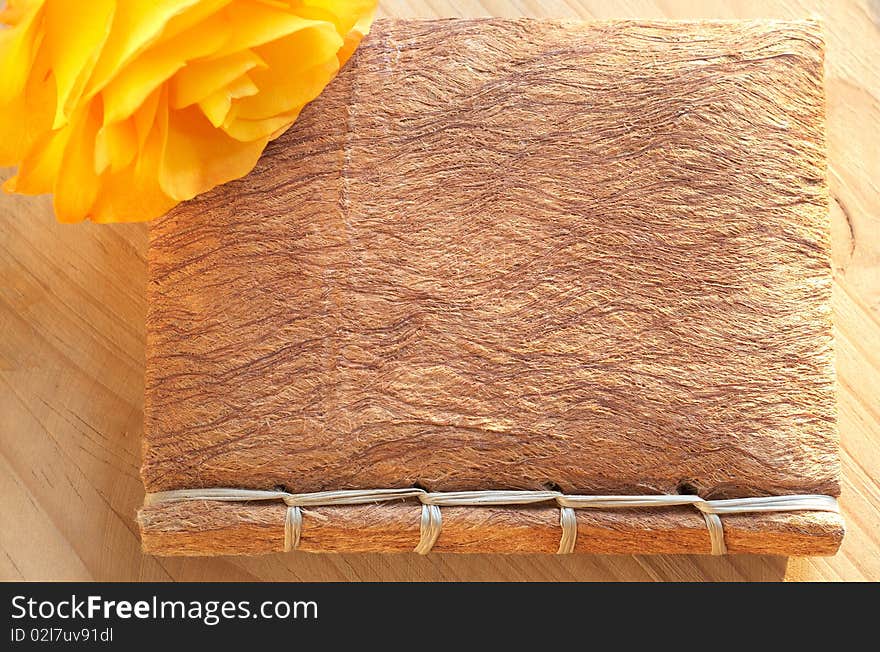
143,489,840,555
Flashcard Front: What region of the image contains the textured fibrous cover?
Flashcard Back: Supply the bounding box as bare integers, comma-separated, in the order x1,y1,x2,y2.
140,19,842,556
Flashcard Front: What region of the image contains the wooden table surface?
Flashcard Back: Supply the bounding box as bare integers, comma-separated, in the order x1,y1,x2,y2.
1,0,877,582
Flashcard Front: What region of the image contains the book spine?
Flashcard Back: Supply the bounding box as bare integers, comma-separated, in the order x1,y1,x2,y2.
138,499,844,556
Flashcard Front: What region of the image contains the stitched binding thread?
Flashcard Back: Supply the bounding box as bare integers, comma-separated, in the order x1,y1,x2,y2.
557,507,577,554
415,505,442,554
144,489,840,556
283,505,301,552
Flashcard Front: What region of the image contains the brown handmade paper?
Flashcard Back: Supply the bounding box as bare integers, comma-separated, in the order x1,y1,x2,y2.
139,19,842,556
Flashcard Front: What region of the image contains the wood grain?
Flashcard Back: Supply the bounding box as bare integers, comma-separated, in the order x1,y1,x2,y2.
140,18,841,555
1,0,878,580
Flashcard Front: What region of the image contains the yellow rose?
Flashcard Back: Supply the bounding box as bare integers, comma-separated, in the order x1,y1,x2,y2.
0,0,376,222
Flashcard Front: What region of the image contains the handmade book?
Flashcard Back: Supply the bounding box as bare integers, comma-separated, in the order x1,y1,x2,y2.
138,18,843,556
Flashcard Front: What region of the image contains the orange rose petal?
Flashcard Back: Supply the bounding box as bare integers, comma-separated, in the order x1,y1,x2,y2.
133,87,162,150
84,0,202,98
53,103,103,222
1,0,378,222
234,29,342,121
91,103,176,223
101,11,230,125
213,2,328,57
159,105,267,201
0,1,44,105
154,0,232,43
91,169,178,223
1,0,46,26
0,42,55,165
45,0,115,128
336,14,372,67
170,49,265,110
5,124,71,195
222,108,301,142
198,73,260,127
301,0,377,35
0,97,29,167
95,117,138,174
